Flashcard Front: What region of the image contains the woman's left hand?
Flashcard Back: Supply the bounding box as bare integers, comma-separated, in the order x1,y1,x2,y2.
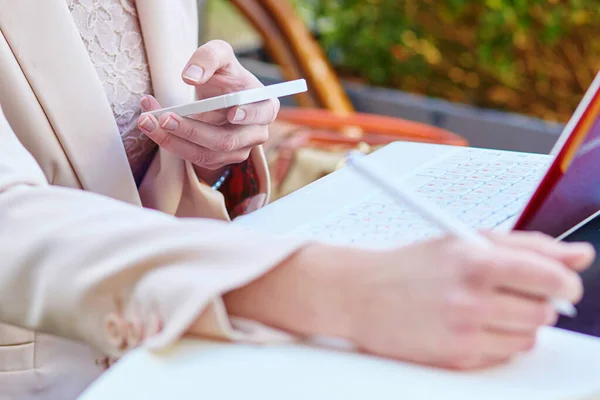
137,40,279,182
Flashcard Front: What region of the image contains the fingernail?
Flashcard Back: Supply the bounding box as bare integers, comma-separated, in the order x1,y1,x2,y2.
139,116,156,133
233,108,246,122
563,242,593,252
161,116,179,131
141,97,151,111
183,65,204,82
575,242,594,251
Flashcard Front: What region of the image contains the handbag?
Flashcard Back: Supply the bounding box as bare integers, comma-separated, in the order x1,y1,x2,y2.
266,108,467,200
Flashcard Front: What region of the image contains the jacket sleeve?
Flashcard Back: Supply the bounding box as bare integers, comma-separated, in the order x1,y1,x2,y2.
0,107,306,358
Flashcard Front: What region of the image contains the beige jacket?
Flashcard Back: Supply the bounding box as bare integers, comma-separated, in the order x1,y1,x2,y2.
0,0,304,398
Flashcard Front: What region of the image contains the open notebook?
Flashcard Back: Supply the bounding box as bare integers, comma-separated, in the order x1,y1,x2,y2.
79,327,600,400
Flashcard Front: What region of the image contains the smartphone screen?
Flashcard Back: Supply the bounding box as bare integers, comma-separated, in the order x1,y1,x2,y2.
555,214,600,337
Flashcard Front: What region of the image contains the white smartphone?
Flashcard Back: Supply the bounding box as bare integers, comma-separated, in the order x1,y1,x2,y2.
143,79,308,118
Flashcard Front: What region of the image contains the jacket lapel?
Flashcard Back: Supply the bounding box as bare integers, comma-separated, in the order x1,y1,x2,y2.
136,0,199,109
135,0,214,214
0,0,140,204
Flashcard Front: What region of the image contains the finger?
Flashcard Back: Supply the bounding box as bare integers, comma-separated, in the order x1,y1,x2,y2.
189,108,231,126
227,98,281,126
141,93,227,127
447,355,513,371
477,356,513,369
487,247,583,303
479,329,537,360
140,95,162,113
155,112,268,151
484,291,557,333
486,231,595,272
182,40,246,85
446,330,536,370
202,148,252,170
137,114,251,168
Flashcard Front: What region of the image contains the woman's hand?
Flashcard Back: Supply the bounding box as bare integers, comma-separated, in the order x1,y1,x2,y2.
220,231,594,370
344,231,592,369
137,40,279,183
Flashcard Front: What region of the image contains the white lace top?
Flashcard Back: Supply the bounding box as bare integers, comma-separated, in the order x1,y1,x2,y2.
67,0,157,185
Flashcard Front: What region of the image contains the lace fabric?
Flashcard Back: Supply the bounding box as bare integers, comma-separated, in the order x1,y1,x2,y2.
66,0,157,185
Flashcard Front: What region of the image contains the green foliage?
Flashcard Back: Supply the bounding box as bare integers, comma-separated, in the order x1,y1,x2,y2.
294,0,600,122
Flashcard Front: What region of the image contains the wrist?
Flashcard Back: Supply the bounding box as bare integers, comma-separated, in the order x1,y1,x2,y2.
223,243,368,342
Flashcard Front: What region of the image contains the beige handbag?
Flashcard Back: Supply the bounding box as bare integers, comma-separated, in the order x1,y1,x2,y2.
265,120,375,200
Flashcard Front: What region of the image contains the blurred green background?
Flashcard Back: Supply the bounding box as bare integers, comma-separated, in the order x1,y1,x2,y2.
204,0,260,49
206,0,600,123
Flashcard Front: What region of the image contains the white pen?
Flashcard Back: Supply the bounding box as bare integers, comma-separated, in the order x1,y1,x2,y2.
345,150,577,318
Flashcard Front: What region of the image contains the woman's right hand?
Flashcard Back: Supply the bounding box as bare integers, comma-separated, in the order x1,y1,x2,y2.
343,232,593,369
220,231,594,370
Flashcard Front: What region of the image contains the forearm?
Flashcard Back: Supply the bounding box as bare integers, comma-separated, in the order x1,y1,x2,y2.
223,244,369,342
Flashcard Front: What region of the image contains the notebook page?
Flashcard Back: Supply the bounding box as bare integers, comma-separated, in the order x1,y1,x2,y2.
79,326,600,400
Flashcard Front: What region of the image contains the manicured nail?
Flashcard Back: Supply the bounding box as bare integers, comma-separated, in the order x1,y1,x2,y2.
568,242,596,256
232,108,246,122
560,241,592,252
572,242,594,250
183,65,204,82
139,116,156,133
141,97,151,111
161,116,179,131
